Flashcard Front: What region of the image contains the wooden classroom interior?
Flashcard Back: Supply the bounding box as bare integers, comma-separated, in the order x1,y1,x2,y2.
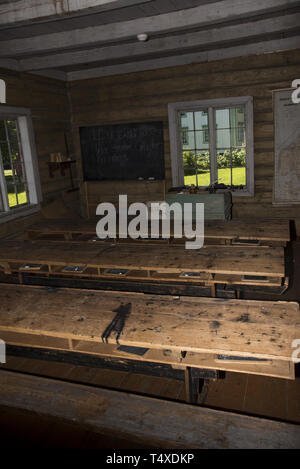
0,0,300,449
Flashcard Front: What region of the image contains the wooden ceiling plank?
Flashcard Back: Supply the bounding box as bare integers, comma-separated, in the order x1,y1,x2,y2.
17,12,300,71
66,36,300,80
0,0,295,57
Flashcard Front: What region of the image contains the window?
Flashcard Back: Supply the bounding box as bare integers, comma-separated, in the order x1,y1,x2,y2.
0,106,41,220
168,96,254,196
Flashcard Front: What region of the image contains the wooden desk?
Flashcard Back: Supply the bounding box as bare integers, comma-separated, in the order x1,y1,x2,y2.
0,240,286,292
0,284,298,383
27,218,290,247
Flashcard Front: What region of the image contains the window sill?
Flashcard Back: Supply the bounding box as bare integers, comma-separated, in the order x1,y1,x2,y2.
0,204,40,224
203,188,254,197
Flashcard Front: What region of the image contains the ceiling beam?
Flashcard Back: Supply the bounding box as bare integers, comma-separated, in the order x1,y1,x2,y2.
18,13,300,71
67,36,300,81
30,69,68,81
0,0,152,26
0,0,297,57
0,58,20,71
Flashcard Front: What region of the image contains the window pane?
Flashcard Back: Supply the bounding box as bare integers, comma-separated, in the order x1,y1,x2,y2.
8,194,18,208
196,151,210,187
184,169,198,186
4,166,13,187
6,120,18,142
216,109,230,129
0,183,4,211
6,184,17,208
216,128,230,149
232,166,246,186
182,130,195,150
215,106,246,187
217,150,231,185
180,112,194,131
195,130,209,149
16,181,28,205
179,109,211,188
5,176,28,208
236,125,245,146
0,142,11,169
194,110,208,130
12,150,25,181
230,106,245,126
0,120,5,140
183,151,196,181
232,148,246,186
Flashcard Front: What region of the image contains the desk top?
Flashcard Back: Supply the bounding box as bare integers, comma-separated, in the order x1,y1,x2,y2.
0,240,285,277
0,284,298,361
27,218,290,242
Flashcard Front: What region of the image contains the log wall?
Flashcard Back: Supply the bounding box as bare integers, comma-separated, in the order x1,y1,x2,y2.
0,69,76,200
0,69,77,238
69,48,300,224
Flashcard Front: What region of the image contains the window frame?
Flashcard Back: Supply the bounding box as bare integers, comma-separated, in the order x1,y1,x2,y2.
168,96,254,196
0,105,42,222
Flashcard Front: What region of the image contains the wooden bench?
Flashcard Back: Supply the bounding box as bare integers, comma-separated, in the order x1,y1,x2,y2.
0,284,298,382
1,370,300,448
0,240,286,293
26,218,290,247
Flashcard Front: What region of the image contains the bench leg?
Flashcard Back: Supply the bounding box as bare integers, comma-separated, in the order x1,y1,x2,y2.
185,367,225,405
185,367,198,404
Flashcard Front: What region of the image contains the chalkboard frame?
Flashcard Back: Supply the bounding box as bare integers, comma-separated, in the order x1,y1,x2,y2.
79,121,165,182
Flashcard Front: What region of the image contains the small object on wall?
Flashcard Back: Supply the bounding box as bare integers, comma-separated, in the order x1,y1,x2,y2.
49,152,71,163
48,153,77,191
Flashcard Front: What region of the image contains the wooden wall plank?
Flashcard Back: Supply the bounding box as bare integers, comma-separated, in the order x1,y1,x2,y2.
69,48,300,227
1,69,74,201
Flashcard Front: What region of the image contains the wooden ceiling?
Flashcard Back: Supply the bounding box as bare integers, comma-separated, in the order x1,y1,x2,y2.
0,0,299,81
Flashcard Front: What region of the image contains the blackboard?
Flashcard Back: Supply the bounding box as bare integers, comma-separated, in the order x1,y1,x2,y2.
79,121,165,181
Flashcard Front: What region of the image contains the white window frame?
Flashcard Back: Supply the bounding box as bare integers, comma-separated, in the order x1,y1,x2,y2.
168,96,254,196
0,105,42,222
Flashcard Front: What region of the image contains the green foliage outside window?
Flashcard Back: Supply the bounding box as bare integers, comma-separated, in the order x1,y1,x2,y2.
183,147,246,174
